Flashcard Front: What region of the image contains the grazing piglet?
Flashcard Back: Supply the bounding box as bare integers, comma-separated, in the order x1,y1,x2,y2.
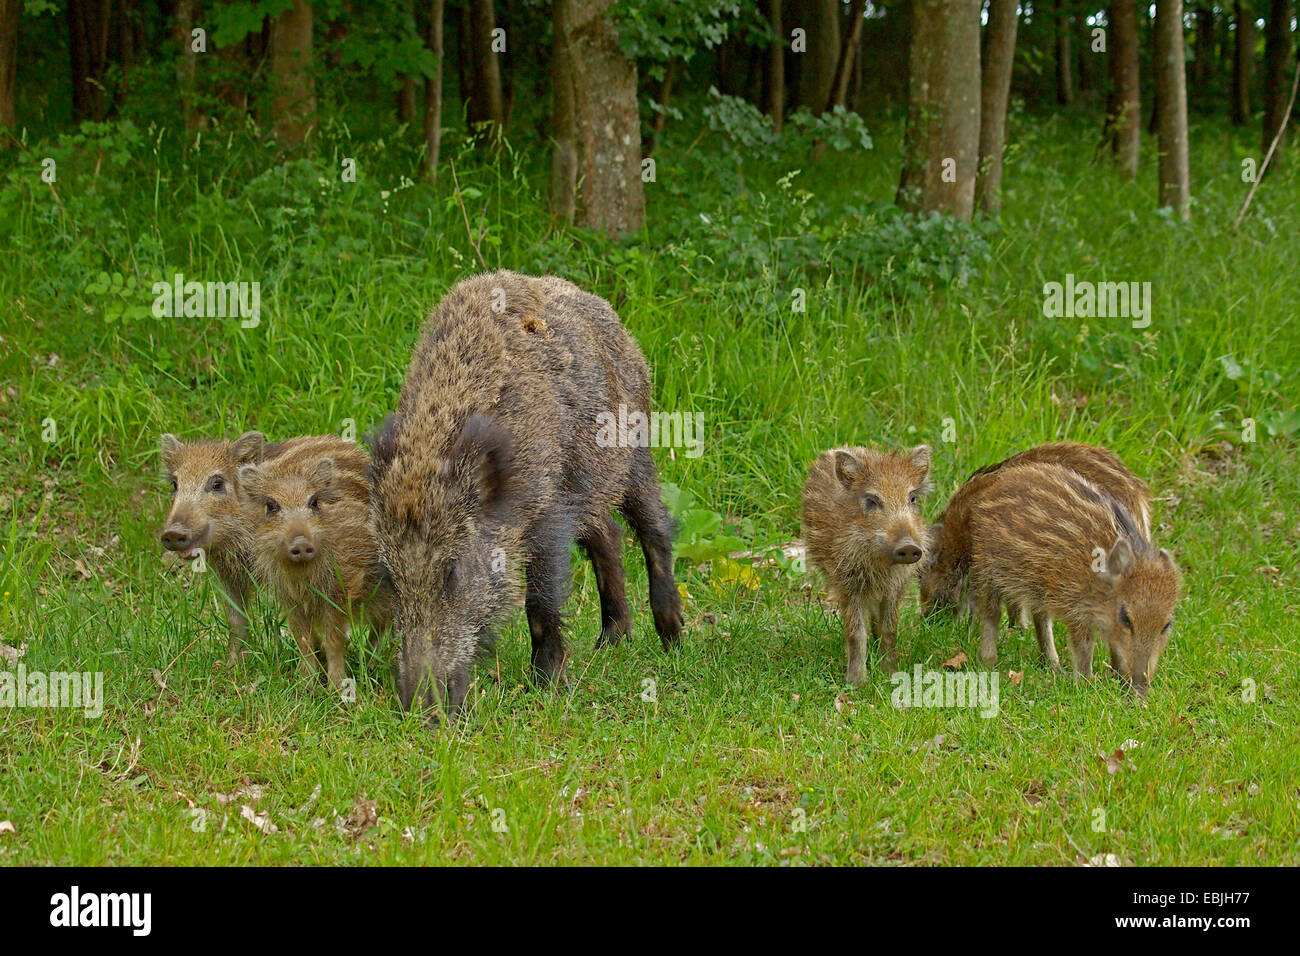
802,445,932,683
920,441,1152,622
369,270,683,721
967,462,1181,697
238,437,393,689
159,430,276,665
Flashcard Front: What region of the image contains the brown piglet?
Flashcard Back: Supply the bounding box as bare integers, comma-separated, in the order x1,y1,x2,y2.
238,436,393,689
967,462,1181,697
802,445,932,683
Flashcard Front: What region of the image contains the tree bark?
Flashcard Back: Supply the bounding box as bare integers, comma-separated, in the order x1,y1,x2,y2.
788,0,840,111
1263,0,1293,156
270,0,316,148
550,0,577,224
896,0,981,220
1192,4,1215,94
1155,0,1190,219
67,0,111,120
1108,1,1141,178
1055,0,1074,105
975,0,1018,216
423,0,445,181
174,0,205,134
1232,1,1255,125
466,0,505,133
551,0,644,237
827,0,867,111
0,0,20,131
768,0,785,132
398,74,417,123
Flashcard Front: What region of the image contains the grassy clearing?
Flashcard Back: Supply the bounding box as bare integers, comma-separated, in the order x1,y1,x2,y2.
0,110,1297,864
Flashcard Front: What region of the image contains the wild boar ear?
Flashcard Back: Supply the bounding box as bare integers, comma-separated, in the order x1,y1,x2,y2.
453,413,515,516
309,457,335,488
1105,537,1135,582
237,463,264,496
833,450,861,488
160,433,183,470
909,444,932,473
231,431,266,465
365,414,398,479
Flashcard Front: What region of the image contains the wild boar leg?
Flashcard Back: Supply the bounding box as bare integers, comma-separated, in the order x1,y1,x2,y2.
214,565,251,667
319,612,348,690
1068,619,1095,680
871,590,903,672
581,515,632,648
621,448,683,649
1033,612,1061,671
290,616,323,680
977,591,1001,668
841,592,869,685
525,521,572,686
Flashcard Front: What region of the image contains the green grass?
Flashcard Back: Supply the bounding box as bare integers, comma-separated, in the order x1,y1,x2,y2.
0,107,1297,864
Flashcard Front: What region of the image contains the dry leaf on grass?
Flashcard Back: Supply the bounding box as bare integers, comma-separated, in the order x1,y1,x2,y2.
942,652,967,670
1008,670,1023,686
240,805,278,834
0,820,15,835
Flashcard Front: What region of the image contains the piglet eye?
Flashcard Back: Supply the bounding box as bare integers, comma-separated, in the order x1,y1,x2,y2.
862,495,882,512
908,492,919,507
309,494,321,511
265,499,280,517
1119,606,1132,629
1162,620,1172,633
169,476,178,494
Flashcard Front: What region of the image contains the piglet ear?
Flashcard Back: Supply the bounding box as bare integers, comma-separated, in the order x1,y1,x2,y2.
833,449,861,488
309,457,335,489
909,444,932,473
452,413,515,516
237,463,265,496
231,431,266,465
1104,536,1135,583
160,433,183,471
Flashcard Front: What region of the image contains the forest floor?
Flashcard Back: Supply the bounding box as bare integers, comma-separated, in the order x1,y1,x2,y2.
1,109,1297,864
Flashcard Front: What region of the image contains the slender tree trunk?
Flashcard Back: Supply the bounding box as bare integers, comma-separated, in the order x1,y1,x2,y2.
827,0,866,111
67,0,109,120
1109,1,1141,178
0,0,20,131
1263,0,1293,156
896,0,981,220
1155,0,1190,219
789,0,840,111
466,0,505,133
551,0,643,237
269,0,316,148
1192,4,1215,94
768,0,785,132
174,0,205,134
550,0,578,224
423,0,445,181
1232,1,1255,125
398,74,417,122
652,59,675,141
1055,0,1074,105
976,0,1018,216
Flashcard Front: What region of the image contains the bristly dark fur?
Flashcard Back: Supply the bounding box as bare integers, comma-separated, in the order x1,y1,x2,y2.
371,271,684,724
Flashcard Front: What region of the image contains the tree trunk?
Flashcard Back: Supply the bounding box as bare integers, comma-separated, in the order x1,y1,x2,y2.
0,0,19,131
975,0,1018,216
551,0,644,237
788,0,840,111
1055,0,1074,105
768,0,785,132
270,0,316,148
466,0,505,133
1155,0,1190,219
174,0,205,134
1108,1,1141,178
67,0,111,121
1232,1,1255,125
652,60,675,142
827,0,867,111
398,74,417,123
1191,4,1215,94
550,0,577,224
1263,0,1293,156
896,0,981,220
423,0,445,181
